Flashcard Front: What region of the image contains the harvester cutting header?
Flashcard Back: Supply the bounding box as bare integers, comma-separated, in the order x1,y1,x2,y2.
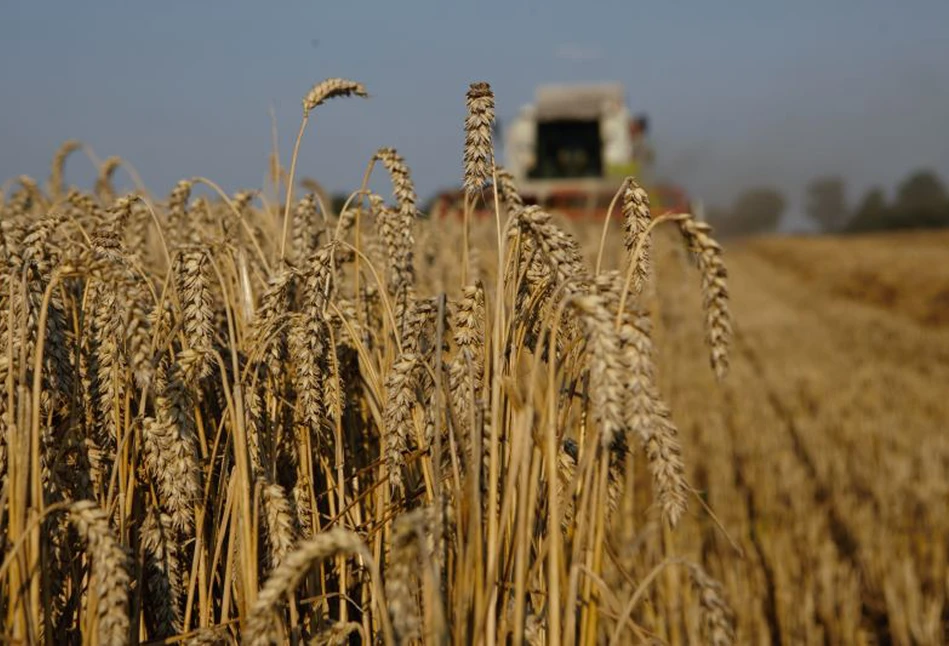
437,82,690,218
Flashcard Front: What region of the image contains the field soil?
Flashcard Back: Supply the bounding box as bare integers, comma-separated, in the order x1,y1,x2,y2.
652,229,949,644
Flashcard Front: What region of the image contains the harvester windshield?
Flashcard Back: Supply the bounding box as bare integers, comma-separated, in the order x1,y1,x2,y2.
530,119,603,180
469,81,690,218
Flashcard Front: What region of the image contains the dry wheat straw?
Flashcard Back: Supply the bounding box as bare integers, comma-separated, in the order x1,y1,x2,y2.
570,294,627,450
644,398,688,526
689,564,737,646
244,528,378,646
147,358,202,535
385,508,436,642
384,353,419,499
373,147,418,304
67,500,130,646
291,193,321,263
596,271,687,525
512,205,591,289
250,266,299,367
125,198,150,262
174,246,214,381
232,189,255,214
449,283,485,442
81,275,126,493
182,626,237,645
464,82,495,195
125,279,156,390
50,139,82,199
167,179,193,221
95,156,123,203
676,216,731,380
302,78,368,116
495,166,523,209
622,179,652,294
141,507,184,637
310,622,363,645
260,480,297,572
287,312,328,446
67,187,102,221
0,78,749,646
19,175,45,210
281,78,368,260
299,177,334,218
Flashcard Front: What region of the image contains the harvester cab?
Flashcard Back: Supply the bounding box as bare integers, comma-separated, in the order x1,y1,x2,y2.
502,83,686,218
433,82,689,219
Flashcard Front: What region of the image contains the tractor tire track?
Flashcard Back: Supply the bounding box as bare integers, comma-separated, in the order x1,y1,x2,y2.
720,381,782,646
733,325,892,643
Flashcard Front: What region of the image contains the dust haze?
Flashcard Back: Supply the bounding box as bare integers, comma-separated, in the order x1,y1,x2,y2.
653,56,949,232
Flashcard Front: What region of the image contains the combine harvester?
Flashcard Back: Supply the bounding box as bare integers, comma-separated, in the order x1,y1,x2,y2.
435,82,694,220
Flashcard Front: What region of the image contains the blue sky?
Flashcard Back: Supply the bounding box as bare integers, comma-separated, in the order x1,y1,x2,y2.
2,1,948,228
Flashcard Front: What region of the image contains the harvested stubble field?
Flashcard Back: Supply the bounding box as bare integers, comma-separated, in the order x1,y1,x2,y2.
0,78,946,645
650,230,949,645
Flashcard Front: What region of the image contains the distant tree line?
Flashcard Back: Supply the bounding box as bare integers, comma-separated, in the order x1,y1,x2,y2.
843,170,949,233
705,168,949,237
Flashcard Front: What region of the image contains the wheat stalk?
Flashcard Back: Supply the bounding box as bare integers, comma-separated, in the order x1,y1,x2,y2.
50,139,82,199
281,78,369,260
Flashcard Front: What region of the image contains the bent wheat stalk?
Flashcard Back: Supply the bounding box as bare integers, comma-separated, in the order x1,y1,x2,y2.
244,527,393,646
280,78,368,261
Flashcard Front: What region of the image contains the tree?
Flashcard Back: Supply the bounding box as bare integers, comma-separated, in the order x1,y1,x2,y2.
895,170,947,212
805,176,848,232
845,170,949,232
717,187,786,237
846,186,888,232
885,170,949,230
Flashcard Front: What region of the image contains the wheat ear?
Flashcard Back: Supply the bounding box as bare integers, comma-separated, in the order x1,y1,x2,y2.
67,500,131,646
464,82,495,195
676,216,731,380
244,528,389,646
622,179,652,294
689,564,737,645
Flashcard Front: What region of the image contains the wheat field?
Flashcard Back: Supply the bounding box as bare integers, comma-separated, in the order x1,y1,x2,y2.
0,79,946,645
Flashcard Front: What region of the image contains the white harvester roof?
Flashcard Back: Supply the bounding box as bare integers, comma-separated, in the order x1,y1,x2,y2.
533,82,627,121
503,82,637,186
